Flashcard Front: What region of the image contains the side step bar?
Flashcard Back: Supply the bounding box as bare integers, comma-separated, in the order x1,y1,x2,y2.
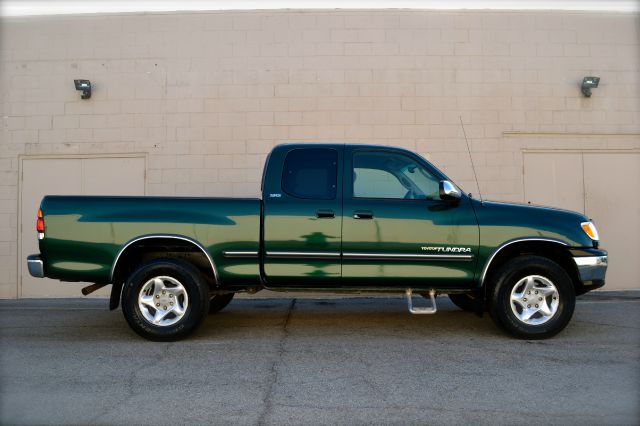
406,289,437,314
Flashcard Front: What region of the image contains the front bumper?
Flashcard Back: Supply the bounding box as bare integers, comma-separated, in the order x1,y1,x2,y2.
27,254,44,278
570,248,607,291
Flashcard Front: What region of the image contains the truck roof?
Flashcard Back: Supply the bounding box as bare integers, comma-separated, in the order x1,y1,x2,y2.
271,142,419,153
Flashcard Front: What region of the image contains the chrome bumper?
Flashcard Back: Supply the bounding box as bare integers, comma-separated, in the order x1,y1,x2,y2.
27,254,44,278
573,255,607,282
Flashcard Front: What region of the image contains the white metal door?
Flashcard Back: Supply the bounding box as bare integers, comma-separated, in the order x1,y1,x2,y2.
583,153,639,289
523,152,584,213
524,151,639,290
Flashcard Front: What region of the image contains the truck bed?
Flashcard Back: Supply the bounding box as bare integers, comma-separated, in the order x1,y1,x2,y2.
39,195,262,286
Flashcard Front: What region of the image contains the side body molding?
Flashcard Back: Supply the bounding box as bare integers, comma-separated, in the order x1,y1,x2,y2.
478,237,570,286
109,234,220,284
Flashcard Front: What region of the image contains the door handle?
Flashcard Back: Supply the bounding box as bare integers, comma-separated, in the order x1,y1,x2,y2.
353,210,374,219
316,209,335,219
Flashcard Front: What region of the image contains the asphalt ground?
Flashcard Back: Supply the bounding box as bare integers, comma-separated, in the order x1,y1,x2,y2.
1,292,639,425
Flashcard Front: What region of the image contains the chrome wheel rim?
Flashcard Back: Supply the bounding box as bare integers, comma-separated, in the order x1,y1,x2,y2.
138,276,189,327
509,275,559,325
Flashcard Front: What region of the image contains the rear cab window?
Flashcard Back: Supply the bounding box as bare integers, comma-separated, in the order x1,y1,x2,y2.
282,148,338,200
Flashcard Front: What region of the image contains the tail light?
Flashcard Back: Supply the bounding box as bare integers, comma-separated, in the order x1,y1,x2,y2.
36,209,44,239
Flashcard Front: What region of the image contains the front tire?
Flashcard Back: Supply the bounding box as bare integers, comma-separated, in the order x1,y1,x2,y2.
121,258,210,341
488,255,575,339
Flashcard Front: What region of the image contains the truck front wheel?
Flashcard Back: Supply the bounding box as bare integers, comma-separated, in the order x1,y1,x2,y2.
121,258,210,341
488,255,575,339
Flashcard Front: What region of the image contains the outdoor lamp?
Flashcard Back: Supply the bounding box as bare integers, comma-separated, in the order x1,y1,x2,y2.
74,79,91,99
581,76,600,97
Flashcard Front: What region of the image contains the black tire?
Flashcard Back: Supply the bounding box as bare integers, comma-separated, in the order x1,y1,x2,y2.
448,293,477,312
488,255,575,339
209,293,235,314
121,258,210,341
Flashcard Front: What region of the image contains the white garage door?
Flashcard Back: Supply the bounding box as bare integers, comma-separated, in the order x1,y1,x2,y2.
20,156,145,298
524,151,640,290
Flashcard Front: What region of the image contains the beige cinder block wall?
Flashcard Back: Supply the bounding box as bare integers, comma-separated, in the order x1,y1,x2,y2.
1,10,639,297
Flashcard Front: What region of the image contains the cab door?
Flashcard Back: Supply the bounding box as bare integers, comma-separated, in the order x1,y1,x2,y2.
341,147,479,288
262,146,343,287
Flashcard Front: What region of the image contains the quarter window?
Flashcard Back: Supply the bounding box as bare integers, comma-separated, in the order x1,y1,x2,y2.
282,149,338,199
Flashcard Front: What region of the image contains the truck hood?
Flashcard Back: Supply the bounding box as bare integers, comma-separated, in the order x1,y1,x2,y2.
483,200,588,217
472,199,595,248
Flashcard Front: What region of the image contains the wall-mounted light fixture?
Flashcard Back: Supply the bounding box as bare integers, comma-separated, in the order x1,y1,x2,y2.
581,76,600,97
74,79,91,99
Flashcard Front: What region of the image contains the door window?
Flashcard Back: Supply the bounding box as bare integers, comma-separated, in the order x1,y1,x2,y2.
353,151,440,200
282,149,338,199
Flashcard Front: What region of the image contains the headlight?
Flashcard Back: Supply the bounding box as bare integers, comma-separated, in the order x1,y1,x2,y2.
581,221,599,241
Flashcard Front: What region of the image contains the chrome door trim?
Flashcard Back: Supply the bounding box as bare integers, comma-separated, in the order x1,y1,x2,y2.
342,252,474,261
222,250,259,258
266,251,341,260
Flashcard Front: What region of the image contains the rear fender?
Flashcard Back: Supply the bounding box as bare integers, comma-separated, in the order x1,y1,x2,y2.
108,234,219,310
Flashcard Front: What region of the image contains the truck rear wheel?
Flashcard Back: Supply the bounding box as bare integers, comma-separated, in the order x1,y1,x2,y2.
488,255,575,339
209,293,234,314
121,258,209,341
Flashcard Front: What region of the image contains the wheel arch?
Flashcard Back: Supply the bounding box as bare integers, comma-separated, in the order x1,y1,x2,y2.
480,238,581,293
109,234,220,310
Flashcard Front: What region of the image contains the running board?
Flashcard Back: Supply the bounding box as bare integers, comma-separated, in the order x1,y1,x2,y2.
406,289,437,314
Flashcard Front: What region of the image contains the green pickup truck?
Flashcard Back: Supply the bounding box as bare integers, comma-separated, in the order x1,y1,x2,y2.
27,144,607,341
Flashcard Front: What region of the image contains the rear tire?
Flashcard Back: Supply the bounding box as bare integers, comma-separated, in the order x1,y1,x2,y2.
209,293,234,314
121,258,210,341
488,255,575,339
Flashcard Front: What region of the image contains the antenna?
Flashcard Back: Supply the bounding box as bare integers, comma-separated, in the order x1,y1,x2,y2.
459,116,483,204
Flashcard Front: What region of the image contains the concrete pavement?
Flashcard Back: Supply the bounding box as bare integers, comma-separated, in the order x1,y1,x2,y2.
1,292,638,425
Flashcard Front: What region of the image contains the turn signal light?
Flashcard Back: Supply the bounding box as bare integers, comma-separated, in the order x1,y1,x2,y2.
581,221,599,241
36,209,44,233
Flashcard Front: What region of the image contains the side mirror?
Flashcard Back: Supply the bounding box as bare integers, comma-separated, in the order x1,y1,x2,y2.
439,180,461,201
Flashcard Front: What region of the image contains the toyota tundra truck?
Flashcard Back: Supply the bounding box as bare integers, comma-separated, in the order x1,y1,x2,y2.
26,143,608,341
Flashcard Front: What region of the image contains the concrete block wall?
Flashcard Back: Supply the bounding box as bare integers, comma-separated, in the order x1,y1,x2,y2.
1,10,639,297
